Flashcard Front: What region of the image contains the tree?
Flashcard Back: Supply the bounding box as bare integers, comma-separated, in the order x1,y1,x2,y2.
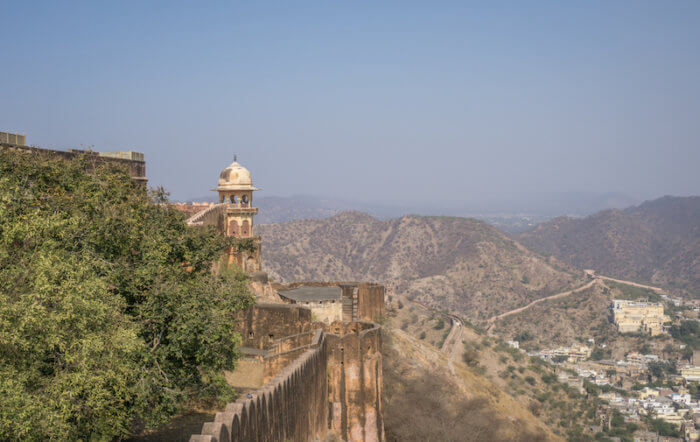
0,151,253,439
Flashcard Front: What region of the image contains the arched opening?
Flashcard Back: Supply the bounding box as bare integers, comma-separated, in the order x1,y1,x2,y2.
241,194,249,207
241,220,250,237
230,194,238,205
228,220,240,237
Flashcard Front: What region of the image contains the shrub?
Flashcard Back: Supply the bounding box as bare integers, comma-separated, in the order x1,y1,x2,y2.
525,376,536,385
0,152,253,440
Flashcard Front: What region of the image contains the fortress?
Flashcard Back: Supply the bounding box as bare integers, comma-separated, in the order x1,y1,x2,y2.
611,299,669,336
182,159,385,442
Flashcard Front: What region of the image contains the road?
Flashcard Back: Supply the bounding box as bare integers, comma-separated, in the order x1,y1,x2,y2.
410,299,464,362
594,274,668,294
485,279,597,332
485,271,669,333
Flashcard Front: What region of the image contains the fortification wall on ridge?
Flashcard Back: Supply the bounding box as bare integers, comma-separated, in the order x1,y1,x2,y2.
271,281,385,323
236,303,314,349
190,304,384,442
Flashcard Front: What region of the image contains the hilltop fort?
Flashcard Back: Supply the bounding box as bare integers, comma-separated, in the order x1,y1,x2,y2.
177,159,386,442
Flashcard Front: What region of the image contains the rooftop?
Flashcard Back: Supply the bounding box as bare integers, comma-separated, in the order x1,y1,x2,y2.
279,285,342,303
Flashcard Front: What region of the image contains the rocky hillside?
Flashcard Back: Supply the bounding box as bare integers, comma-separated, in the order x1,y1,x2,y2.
257,211,582,321
519,196,700,295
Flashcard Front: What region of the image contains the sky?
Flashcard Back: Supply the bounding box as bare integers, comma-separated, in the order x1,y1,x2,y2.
2,1,699,207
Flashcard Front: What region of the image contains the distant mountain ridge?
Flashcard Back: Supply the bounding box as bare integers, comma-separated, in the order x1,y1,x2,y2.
256,211,582,321
518,196,699,295
182,192,640,231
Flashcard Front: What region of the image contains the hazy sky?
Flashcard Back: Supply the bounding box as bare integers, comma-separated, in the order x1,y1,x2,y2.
2,1,699,205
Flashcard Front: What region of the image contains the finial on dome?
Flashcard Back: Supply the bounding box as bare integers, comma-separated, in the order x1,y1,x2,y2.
234,154,237,162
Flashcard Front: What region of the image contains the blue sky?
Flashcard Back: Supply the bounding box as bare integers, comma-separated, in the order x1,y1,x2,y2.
1,1,699,206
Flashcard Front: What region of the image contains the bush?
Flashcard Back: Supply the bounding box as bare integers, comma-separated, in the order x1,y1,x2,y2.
525,376,536,385
0,152,253,440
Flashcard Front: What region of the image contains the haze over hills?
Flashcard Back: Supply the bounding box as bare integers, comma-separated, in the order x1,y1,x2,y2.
257,211,583,321
518,196,700,296
179,190,642,232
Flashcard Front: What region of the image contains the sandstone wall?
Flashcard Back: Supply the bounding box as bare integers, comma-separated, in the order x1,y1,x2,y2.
326,322,384,442
191,343,329,442
190,305,384,442
272,281,385,323
237,303,313,349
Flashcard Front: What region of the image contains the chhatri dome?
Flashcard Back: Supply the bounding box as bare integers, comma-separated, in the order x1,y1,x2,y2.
213,156,259,191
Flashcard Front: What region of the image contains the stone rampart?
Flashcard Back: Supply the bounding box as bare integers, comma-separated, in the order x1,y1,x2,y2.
190,304,384,442
237,303,314,349
272,281,385,323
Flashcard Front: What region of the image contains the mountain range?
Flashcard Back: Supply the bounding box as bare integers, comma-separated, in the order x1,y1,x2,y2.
518,196,699,296
257,211,582,321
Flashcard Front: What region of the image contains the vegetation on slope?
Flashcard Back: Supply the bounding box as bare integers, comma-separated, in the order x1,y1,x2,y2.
519,196,700,295
258,212,582,322
0,151,253,440
495,280,694,362
382,329,554,442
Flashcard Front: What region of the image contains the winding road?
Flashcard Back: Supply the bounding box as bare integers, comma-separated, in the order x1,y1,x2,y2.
485,271,669,333
485,279,597,331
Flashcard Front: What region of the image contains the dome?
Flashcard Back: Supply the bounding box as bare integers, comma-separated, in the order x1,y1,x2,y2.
214,159,259,191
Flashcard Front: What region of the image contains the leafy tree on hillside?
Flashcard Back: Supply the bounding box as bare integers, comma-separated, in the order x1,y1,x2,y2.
0,151,253,440
669,320,700,349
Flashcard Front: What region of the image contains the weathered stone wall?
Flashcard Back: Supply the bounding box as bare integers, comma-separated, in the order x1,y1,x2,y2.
272,281,385,323
190,304,384,442
325,322,384,442
191,343,330,442
236,303,313,349
356,283,385,322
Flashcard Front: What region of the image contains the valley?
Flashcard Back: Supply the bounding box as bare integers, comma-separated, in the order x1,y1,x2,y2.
258,198,700,441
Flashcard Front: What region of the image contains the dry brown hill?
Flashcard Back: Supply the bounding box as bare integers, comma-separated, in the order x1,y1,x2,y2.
518,196,700,296
257,211,583,322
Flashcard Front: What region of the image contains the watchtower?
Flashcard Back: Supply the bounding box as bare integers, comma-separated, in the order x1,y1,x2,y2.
213,156,261,272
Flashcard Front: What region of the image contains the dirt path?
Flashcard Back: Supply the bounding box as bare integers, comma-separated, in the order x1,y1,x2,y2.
485,271,668,333
594,274,668,294
486,279,597,332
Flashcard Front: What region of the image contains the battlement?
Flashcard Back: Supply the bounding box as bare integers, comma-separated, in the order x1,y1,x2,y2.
190,300,385,442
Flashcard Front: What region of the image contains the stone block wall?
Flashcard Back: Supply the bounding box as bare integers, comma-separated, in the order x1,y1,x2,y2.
191,344,330,442
272,281,385,323
236,303,313,349
325,322,383,442
189,304,384,442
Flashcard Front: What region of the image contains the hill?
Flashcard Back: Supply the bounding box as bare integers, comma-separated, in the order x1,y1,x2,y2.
518,196,700,295
257,211,583,322
381,294,629,441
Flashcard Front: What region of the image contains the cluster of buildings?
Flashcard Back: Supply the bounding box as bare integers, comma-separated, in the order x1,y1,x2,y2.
533,344,593,363
528,338,700,439
600,386,700,439
611,299,670,336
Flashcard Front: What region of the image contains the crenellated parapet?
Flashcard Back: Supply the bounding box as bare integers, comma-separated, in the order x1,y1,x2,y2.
189,302,385,442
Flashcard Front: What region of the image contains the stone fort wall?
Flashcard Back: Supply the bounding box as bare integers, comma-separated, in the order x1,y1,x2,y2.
272,281,385,323
189,304,384,442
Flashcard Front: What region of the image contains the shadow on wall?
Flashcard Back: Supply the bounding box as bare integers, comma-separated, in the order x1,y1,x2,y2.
189,304,385,442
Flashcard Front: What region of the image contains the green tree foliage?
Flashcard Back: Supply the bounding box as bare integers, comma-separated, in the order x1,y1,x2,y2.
0,151,253,440
669,320,700,349
589,347,612,361
645,417,681,437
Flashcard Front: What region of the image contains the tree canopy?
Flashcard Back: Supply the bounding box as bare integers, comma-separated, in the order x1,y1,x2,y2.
0,150,253,440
